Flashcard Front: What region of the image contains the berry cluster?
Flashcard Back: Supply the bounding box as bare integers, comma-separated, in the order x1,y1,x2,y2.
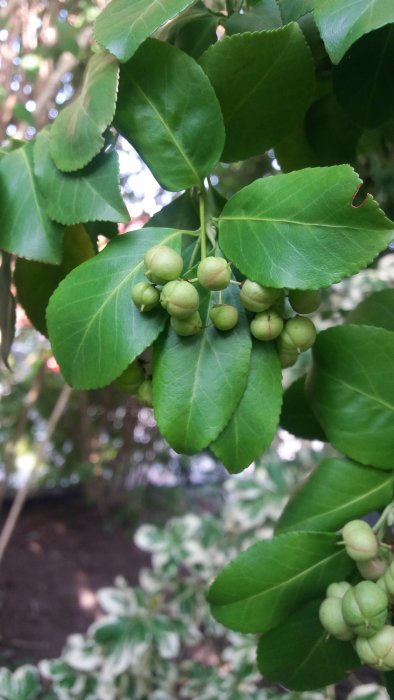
319,519,394,670
113,359,153,406
131,245,319,368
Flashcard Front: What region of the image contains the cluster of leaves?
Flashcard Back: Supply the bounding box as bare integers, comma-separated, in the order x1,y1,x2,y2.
1,0,394,692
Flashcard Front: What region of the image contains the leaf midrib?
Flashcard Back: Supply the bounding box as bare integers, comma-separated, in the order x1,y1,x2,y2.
220,215,389,233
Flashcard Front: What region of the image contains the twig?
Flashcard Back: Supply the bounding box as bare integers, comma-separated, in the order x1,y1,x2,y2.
0,383,73,567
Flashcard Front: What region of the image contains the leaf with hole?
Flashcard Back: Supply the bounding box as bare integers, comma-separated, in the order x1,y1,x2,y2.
47,228,183,389
116,39,225,191
219,166,394,289
306,325,394,469
276,458,394,534
49,52,119,172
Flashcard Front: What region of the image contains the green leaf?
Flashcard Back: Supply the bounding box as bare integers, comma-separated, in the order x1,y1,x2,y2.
333,25,394,129
346,289,394,332
257,600,359,691
225,0,282,34
34,129,128,226
152,281,252,454
219,166,394,289
305,93,362,166
47,228,183,389
14,225,95,336
167,4,219,59
306,325,394,470
0,140,64,264
314,0,394,64
115,39,225,192
274,121,318,172
147,192,200,230
0,253,16,369
278,0,313,23
49,51,119,172
208,531,354,633
211,340,282,472
94,0,196,62
276,458,394,535
199,24,314,162
280,375,326,441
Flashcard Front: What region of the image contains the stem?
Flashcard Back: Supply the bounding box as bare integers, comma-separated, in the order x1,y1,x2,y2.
0,383,73,567
218,291,223,305
199,193,207,260
188,238,200,269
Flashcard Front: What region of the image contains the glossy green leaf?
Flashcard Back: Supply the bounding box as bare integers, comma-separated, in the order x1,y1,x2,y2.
314,0,394,64
147,192,200,230
199,24,314,162
274,121,318,172
34,129,128,226
306,325,394,469
280,375,326,441
0,140,63,264
276,458,394,535
219,166,394,289
116,39,225,192
47,228,183,389
167,3,219,59
208,531,354,633
0,253,16,369
278,0,313,23
346,289,394,332
152,282,252,455
257,600,359,691
333,25,394,129
49,52,119,172
211,340,282,472
14,225,95,337
94,0,195,62
225,0,282,34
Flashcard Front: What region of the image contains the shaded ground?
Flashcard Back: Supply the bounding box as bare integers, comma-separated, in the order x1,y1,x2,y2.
0,494,149,665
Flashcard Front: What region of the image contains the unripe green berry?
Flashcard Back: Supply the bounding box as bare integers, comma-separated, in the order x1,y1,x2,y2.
342,520,379,562
357,558,388,581
160,280,200,319
355,625,394,670
250,310,284,341
278,316,317,353
144,244,183,284
114,361,145,394
240,280,282,313
319,597,354,641
210,304,239,331
137,379,153,406
342,581,388,637
131,281,160,312
326,581,352,599
171,312,203,337
277,348,298,369
197,257,231,291
288,289,321,314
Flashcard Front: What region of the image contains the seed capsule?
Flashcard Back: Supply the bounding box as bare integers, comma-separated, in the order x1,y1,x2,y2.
240,279,281,312
171,312,203,337
342,520,379,562
250,310,283,341
160,280,200,319
210,304,239,331
326,581,352,599
356,625,394,670
197,257,231,291
131,281,160,312
278,316,317,353
288,289,321,314
357,558,388,581
319,597,354,641
341,581,388,637
114,361,145,394
137,379,153,407
144,244,183,284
